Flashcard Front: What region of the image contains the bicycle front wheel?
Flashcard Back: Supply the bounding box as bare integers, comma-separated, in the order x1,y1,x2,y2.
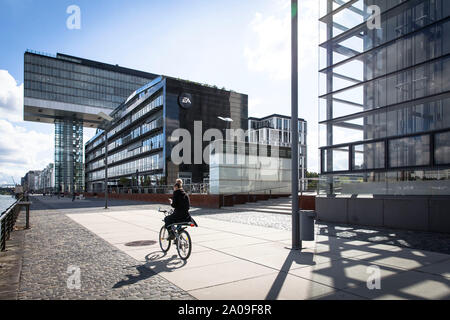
176,230,192,260
159,226,171,253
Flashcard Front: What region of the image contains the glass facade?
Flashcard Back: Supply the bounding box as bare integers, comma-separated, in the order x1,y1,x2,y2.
54,119,84,193
24,52,154,109
319,0,450,195
209,140,292,194
24,51,156,192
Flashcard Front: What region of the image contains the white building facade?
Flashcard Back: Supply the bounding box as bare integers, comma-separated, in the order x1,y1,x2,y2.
248,114,307,182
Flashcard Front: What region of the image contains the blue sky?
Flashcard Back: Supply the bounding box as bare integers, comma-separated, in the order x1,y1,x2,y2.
0,0,319,184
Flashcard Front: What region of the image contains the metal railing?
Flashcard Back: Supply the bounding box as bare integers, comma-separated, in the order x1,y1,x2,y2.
92,183,211,196
299,178,321,195
87,179,322,197
0,197,23,251
219,184,291,197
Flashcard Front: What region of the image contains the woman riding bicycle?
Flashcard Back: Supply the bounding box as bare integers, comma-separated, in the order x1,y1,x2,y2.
165,179,191,240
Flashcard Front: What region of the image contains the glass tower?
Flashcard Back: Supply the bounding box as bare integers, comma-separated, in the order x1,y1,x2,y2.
319,0,450,196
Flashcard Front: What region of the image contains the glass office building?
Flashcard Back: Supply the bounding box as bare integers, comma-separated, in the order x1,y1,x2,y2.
24,51,157,192
248,114,307,182
319,0,450,196
84,77,248,192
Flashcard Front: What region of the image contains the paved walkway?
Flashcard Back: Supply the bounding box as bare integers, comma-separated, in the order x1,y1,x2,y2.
16,197,193,300
4,195,450,300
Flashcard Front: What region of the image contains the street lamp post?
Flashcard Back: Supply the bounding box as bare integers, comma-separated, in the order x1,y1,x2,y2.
97,112,114,210
291,0,301,250
104,132,109,209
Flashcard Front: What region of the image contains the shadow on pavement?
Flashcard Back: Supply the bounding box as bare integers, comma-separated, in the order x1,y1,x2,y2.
265,248,316,299
113,251,186,289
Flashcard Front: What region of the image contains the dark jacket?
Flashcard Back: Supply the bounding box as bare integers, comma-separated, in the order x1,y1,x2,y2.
170,188,190,220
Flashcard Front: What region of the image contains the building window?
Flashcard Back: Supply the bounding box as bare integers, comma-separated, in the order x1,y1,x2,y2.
276,118,282,130
324,147,349,172
389,135,430,168
353,142,385,170
435,131,450,165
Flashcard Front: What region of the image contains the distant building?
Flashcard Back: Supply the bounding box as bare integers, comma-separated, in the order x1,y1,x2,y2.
22,170,41,192
39,164,55,192
248,114,307,182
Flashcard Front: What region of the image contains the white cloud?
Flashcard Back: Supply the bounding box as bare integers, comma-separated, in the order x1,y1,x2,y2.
0,70,23,122
244,0,318,80
0,71,53,183
0,119,53,182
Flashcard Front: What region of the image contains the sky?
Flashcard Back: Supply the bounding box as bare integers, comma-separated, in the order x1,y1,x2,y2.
0,0,320,185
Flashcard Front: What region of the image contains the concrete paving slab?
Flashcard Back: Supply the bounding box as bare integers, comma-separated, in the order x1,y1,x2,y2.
415,260,450,279
251,231,292,241
350,249,450,271
245,250,345,272
157,259,277,292
220,241,292,258
193,232,239,243
188,272,337,300
142,250,239,271
199,235,270,250
341,270,450,300
288,258,406,290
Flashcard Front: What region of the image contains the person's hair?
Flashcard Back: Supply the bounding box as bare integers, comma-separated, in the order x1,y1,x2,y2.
174,178,183,189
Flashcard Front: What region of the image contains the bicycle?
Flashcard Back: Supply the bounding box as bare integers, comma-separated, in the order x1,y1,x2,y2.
158,208,198,260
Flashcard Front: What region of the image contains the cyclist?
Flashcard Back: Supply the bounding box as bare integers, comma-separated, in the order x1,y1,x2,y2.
165,179,191,240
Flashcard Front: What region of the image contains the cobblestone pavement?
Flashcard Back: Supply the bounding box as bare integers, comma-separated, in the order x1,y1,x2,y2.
192,208,450,255
18,197,194,300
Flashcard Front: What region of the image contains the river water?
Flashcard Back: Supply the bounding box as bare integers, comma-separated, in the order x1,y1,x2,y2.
0,194,16,214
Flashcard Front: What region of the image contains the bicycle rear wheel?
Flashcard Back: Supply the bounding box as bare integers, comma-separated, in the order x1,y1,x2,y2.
176,230,192,260
159,226,171,252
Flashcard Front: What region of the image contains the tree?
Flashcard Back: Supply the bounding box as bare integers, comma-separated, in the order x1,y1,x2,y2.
119,177,130,187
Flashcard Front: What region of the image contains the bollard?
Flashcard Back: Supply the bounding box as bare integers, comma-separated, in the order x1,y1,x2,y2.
0,219,5,251
26,205,30,229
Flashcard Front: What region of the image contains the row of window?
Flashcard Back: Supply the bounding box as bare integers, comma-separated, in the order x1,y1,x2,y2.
87,136,105,153
24,65,145,94
26,88,122,109
25,79,132,104
107,117,163,152
107,133,164,165
248,128,306,146
25,72,138,96
24,55,150,89
320,0,449,56
87,152,163,181
249,118,306,132
87,110,163,157
321,97,450,147
322,55,450,122
322,20,450,97
131,95,163,123
107,117,131,138
322,130,450,173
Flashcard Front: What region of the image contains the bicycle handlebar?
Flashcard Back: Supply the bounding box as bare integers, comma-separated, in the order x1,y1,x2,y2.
158,207,173,216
